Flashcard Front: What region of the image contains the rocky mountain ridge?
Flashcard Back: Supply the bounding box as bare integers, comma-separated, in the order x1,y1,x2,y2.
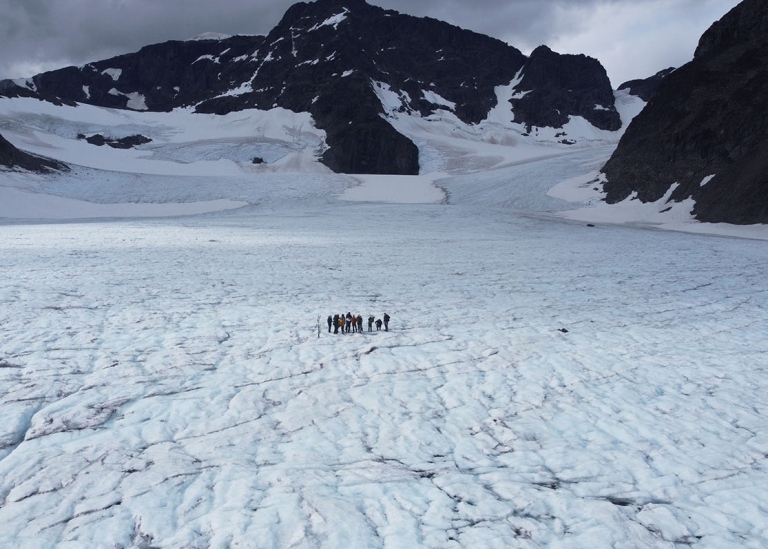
1,0,620,175
602,0,768,224
617,68,675,102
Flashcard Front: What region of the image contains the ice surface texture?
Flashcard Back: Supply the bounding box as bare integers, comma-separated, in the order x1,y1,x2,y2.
1,202,767,547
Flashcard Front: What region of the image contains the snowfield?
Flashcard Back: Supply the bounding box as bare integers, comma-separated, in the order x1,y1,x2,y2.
0,94,767,548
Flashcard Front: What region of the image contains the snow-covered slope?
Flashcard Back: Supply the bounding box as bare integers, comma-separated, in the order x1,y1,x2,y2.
0,98,326,176
2,89,765,238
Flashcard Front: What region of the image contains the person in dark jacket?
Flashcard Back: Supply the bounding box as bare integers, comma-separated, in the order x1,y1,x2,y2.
333,314,340,334
367,315,374,332
357,315,363,333
383,313,390,331
327,315,333,333
375,318,382,331
346,312,353,333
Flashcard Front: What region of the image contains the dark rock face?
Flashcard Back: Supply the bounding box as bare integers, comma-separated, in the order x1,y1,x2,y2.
1,0,621,175
617,67,675,102
602,0,768,224
21,36,263,111
0,80,77,107
0,132,68,173
510,46,621,132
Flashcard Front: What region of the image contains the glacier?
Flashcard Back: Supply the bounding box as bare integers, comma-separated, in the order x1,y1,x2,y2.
0,93,767,548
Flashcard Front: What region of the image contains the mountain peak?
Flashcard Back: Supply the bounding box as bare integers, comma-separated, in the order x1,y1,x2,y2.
513,44,620,131
1,0,621,176
695,0,768,59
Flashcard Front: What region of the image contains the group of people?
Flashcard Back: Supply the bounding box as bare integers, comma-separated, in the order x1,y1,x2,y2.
327,312,390,334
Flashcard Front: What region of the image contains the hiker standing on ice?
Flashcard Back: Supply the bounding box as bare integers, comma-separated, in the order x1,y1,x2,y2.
367,315,374,332
339,315,345,333
356,314,363,333
327,315,333,333
383,313,390,331
333,314,340,334
375,318,382,331
346,312,353,333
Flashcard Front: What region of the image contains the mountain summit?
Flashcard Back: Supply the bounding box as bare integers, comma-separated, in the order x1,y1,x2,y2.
2,0,619,175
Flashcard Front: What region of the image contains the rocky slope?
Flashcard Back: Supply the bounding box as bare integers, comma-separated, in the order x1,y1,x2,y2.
0,132,68,173
617,68,675,102
1,0,620,175
601,0,768,224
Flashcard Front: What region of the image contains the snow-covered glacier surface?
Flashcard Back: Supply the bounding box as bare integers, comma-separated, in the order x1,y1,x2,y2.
0,96,767,547
1,200,767,548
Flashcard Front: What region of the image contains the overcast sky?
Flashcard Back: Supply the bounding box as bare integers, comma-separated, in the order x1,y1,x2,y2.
1,0,741,87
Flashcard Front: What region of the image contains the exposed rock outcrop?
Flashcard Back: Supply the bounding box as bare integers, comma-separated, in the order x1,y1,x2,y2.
510,45,621,131
602,0,768,224
617,67,675,102
79,134,153,149
0,133,68,173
